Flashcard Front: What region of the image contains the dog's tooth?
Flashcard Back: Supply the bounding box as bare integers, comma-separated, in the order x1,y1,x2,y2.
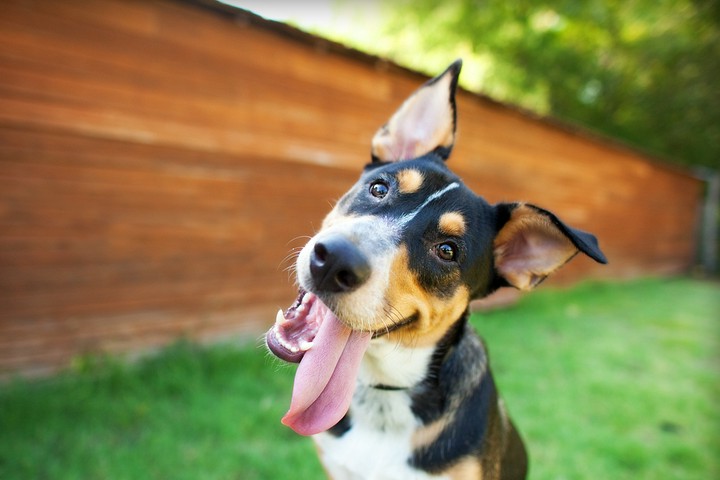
278,336,292,351
279,309,296,326
274,325,294,350
273,325,283,341
299,340,314,352
275,309,287,325
304,292,316,304
296,304,306,313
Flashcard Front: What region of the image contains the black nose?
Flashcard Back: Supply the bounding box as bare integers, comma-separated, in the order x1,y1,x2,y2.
310,235,371,293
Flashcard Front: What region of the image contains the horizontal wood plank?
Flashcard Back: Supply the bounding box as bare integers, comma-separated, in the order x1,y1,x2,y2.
0,0,703,378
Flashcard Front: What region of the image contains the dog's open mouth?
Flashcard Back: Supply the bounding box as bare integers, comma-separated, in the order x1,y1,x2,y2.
266,290,321,363
265,289,372,436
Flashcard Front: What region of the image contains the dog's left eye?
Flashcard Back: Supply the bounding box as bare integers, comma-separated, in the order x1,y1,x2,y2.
434,242,457,262
369,181,389,199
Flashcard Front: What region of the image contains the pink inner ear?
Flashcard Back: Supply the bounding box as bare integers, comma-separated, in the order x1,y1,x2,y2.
371,70,456,162
393,90,448,158
501,229,573,273
494,207,579,291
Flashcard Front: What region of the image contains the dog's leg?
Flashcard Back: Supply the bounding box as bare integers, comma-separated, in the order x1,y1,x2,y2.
500,421,528,480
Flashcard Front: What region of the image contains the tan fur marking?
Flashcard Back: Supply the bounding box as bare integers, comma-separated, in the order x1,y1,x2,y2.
411,416,451,450
445,457,483,479
377,247,470,348
397,169,424,194
494,204,578,291
438,211,466,237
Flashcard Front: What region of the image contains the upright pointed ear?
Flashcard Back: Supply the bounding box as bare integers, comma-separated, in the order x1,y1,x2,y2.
493,203,608,291
371,60,462,163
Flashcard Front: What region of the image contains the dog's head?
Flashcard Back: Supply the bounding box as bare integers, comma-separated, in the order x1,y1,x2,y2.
267,60,606,435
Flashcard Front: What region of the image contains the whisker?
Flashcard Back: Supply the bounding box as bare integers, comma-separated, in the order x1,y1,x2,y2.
378,307,393,335
385,305,421,351
279,248,302,267
277,247,304,277
381,305,405,337
286,235,312,246
278,236,311,269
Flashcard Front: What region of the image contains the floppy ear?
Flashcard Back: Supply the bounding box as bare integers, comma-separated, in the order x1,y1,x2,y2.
371,60,462,163
494,203,607,291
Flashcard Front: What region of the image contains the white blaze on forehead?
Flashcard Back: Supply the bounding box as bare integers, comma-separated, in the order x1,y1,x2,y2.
397,182,460,229
296,182,461,330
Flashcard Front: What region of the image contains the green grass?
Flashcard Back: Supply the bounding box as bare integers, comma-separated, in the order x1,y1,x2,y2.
0,341,320,480
473,277,720,480
1,278,718,479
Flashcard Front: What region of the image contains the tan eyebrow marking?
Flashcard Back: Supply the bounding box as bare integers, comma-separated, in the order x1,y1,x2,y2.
438,211,466,236
397,169,424,194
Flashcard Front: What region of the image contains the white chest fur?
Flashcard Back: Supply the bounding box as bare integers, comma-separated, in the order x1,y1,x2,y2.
313,340,449,480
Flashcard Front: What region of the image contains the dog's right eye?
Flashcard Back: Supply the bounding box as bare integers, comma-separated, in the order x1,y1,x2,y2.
434,242,457,262
369,181,389,199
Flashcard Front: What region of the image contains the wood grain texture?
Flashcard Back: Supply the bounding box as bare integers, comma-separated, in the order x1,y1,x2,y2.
0,0,702,377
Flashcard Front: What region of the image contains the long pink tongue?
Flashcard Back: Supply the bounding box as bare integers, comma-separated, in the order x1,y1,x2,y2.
282,309,372,436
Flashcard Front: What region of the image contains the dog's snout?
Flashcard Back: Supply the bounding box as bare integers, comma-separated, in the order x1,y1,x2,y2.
310,235,370,293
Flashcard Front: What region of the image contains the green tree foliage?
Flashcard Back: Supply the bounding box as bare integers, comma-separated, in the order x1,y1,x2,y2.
331,0,720,169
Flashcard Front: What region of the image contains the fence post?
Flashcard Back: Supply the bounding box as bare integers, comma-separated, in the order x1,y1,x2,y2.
695,167,719,275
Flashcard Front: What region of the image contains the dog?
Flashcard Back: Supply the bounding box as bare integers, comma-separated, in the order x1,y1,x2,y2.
266,60,607,479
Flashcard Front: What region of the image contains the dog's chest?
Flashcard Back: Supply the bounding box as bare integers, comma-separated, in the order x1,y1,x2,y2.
314,342,449,480
314,390,448,480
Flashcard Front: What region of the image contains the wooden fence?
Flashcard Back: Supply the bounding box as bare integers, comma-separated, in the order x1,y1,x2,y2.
0,0,703,377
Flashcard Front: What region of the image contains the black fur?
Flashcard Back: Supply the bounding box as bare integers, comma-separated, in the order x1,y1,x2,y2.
281,60,606,479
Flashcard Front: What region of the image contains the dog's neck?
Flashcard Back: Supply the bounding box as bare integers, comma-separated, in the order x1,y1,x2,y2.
358,338,436,390
357,310,470,391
